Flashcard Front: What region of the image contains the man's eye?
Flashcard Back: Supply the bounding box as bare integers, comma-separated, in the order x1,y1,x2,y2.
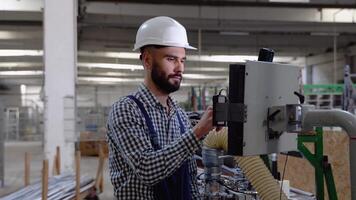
167,57,175,61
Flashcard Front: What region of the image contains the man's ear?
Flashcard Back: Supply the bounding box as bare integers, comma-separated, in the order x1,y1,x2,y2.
142,51,153,70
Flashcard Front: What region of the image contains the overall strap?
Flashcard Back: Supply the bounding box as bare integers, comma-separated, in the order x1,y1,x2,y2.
127,95,191,200
176,112,186,134
127,95,160,150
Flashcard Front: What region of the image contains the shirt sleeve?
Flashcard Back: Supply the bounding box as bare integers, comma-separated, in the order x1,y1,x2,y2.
189,158,201,199
181,110,202,199
107,97,201,186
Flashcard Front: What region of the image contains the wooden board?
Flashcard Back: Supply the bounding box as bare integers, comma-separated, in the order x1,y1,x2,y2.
79,131,108,157
79,141,108,157
278,130,351,200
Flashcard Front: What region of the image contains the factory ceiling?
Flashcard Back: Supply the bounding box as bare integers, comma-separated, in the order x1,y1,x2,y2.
0,0,356,86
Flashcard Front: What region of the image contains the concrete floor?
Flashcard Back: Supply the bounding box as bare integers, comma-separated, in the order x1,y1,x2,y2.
0,141,114,199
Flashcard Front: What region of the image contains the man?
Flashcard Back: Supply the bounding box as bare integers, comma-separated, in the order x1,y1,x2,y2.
107,16,216,200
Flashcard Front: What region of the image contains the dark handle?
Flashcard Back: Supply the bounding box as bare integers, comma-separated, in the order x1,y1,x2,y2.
294,91,305,104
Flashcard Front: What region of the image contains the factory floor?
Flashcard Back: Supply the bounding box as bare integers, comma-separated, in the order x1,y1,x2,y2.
0,141,114,199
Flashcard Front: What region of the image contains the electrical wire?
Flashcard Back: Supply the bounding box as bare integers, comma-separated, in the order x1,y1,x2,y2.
280,154,289,200
218,88,227,96
217,179,255,196
196,172,205,180
218,180,241,193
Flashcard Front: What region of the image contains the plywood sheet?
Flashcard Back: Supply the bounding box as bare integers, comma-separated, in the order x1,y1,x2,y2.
278,131,350,200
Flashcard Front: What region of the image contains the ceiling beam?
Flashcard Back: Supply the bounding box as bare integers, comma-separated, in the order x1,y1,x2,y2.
87,0,356,9
84,2,356,23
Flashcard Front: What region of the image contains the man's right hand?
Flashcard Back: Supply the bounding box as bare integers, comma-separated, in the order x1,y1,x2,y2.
193,106,215,140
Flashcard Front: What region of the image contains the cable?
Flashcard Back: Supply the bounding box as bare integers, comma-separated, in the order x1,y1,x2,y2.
217,180,242,193
196,172,205,180
217,179,254,196
280,154,289,200
218,88,227,96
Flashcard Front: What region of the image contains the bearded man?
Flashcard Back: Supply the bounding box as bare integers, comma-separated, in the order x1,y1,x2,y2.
107,16,216,200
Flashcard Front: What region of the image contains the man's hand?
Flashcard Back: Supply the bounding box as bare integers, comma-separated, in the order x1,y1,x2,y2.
193,106,222,140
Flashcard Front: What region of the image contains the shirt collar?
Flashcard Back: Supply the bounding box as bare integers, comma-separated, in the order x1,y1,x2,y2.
138,83,179,114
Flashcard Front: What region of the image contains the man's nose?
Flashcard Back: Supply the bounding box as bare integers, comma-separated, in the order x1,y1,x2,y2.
175,60,184,72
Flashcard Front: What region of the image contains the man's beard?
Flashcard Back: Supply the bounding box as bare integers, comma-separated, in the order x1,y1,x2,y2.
151,61,182,94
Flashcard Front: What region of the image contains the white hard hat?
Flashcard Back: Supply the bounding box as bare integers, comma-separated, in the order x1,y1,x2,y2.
133,16,196,51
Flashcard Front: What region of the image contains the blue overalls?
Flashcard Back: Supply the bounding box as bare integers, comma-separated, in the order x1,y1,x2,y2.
128,95,192,200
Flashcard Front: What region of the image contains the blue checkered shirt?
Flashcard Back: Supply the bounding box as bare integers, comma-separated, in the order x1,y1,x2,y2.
107,84,202,199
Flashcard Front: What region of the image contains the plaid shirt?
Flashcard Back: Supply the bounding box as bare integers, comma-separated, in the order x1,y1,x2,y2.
107,84,202,199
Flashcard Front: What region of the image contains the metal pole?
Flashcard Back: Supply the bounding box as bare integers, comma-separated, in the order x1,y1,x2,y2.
332,9,342,84
298,127,338,200
298,129,324,200
334,35,338,84
0,116,4,188
314,128,325,200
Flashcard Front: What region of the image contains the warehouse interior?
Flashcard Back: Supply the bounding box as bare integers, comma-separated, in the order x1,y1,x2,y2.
0,0,356,199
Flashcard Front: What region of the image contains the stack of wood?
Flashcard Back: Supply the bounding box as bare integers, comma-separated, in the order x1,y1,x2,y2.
1,146,106,200
0,173,94,200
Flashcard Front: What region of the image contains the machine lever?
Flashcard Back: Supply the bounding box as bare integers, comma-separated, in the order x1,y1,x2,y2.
268,109,281,121
294,91,305,104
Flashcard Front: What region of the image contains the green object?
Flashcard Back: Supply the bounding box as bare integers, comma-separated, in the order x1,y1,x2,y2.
325,161,338,200
303,84,345,95
297,127,338,200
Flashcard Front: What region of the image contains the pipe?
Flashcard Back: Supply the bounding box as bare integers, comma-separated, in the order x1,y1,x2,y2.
302,109,356,199
203,129,288,200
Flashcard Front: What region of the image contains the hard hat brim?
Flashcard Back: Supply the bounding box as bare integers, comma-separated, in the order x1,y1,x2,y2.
133,44,197,51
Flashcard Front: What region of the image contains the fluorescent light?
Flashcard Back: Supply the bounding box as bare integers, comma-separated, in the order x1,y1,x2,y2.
79,77,143,83
0,62,42,67
188,55,257,62
0,0,43,11
191,55,303,65
0,31,15,39
77,50,304,66
78,51,140,59
79,62,143,70
220,31,249,36
269,0,309,2
0,50,304,69
79,51,256,63
91,72,135,76
321,8,356,23
78,77,205,86
184,74,227,80
20,84,26,94
0,70,43,76
0,50,43,56
20,84,27,106
180,82,204,87
189,67,228,72
104,52,139,59
310,32,339,36
0,49,302,65
0,49,137,58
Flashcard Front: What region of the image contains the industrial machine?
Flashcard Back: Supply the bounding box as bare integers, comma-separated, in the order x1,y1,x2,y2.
198,148,257,200
207,58,356,199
